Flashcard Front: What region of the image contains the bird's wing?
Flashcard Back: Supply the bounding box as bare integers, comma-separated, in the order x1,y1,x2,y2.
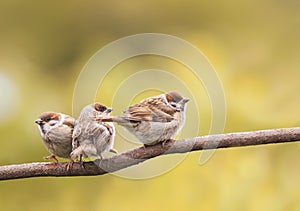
93,123,114,153
72,120,81,150
124,99,177,122
46,125,72,145
63,115,76,128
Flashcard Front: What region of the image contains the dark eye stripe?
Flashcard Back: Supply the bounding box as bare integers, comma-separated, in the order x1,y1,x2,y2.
45,117,52,122
170,102,177,107
94,103,107,112
99,107,106,112
96,105,106,112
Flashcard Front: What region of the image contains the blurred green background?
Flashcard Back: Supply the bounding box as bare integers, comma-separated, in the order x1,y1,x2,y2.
1,0,300,210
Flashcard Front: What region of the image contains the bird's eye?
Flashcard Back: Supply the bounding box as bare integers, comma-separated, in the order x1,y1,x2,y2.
94,103,107,112
45,117,52,122
98,106,107,112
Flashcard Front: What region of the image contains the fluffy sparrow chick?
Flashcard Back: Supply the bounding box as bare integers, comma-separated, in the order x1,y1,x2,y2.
70,103,116,162
35,112,75,163
100,91,189,146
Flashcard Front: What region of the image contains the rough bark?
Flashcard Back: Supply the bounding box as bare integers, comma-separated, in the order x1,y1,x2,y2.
1,127,300,180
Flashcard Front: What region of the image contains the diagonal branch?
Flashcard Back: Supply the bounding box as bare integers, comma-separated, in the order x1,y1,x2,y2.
1,127,300,181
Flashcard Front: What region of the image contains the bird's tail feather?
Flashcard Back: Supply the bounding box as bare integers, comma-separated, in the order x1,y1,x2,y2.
98,116,129,124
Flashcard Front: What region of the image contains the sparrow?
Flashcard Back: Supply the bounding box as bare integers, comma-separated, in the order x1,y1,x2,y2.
100,91,189,146
35,112,75,163
70,103,117,162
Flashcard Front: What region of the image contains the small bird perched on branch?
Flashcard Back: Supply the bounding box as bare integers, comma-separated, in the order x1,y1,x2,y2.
35,112,75,163
71,103,117,163
100,91,189,146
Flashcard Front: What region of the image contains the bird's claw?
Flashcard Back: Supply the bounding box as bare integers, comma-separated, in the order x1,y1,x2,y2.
43,155,59,164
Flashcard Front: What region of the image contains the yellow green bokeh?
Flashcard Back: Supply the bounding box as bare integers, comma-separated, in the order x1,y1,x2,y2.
1,1,300,210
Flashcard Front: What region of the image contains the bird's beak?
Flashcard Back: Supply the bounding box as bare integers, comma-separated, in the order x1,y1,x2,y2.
35,119,44,125
182,98,190,104
106,108,113,113
175,98,190,111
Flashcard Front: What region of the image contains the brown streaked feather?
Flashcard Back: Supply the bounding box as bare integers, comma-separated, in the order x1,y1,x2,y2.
99,93,181,124
149,106,175,122
126,106,152,121
124,97,177,122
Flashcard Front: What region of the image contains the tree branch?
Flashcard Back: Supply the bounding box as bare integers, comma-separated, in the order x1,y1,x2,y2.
1,127,300,181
